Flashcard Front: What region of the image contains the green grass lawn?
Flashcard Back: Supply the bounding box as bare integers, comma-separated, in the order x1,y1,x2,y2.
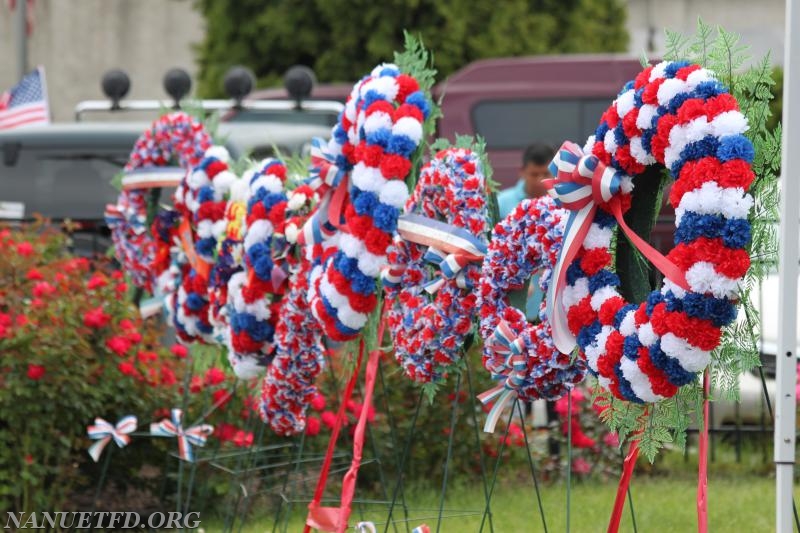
203,473,792,532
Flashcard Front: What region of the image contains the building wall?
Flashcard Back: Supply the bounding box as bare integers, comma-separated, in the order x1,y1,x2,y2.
0,0,204,122
626,0,785,65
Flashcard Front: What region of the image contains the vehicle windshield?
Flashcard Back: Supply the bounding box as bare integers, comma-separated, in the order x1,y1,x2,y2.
0,147,125,220
224,109,338,127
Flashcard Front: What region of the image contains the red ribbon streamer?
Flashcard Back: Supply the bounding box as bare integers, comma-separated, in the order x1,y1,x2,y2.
697,370,710,533
305,340,365,533
607,439,640,533
306,301,388,533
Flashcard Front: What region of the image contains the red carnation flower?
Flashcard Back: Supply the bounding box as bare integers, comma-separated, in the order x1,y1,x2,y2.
16,242,34,257
106,336,132,357
204,367,226,386
83,306,111,329
27,364,45,380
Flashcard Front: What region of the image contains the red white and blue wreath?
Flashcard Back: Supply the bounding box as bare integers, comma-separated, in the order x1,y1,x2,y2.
225,158,289,379
545,61,754,403
477,196,587,431
260,185,326,436
383,147,490,383
106,112,211,292
173,146,238,344
304,64,431,341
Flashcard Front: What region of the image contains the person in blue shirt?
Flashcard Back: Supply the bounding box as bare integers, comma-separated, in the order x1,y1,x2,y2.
497,143,556,320
497,142,555,218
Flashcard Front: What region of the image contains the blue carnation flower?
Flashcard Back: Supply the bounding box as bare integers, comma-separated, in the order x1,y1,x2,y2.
186,292,205,311
717,135,755,163
646,291,664,315
623,335,642,359
722,218,751,248
613,122,628,147
405,91,430,118
615,364,643,403
694,80,727,100
196,237,216,258
577,320,602,350
253,255,273,280
197,186,215,203
566,260,586,285
366,128,392,148
372,203,399,232
387,134,418,157
353,190,379,216
588,269,619,292
664,60,690,77
361,89,385,110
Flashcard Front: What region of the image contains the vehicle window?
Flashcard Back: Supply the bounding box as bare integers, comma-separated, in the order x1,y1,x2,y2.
0,148,125,220
472,99,611,149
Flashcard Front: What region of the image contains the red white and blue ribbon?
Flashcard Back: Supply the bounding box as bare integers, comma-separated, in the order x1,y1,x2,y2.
477,320,528,432
544,141,689,355
395,213,487,293
87,415,138,463
150,408,213,462
121,167,186,190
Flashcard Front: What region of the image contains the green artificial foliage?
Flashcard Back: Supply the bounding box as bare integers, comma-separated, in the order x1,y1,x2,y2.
594,19,781,461
193,0,628,97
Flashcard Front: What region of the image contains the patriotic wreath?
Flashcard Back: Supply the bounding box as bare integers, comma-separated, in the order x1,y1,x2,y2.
477,196,587,431
225,159,289,379
383,147,490,383
308,63,431,342
208,177,249,337
173,147,238,344
546,61,754,403
107,112,211,292
260,249,326,436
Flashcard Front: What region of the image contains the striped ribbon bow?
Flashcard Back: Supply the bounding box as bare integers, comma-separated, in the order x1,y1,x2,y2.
477,321,528,433
396,213,487,293
87,415,138,462
298,138,350,247
150,409,214,462
543,141,689,355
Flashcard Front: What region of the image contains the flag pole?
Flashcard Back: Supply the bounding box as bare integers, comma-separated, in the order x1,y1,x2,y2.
14,0,28,82
776,0,800,530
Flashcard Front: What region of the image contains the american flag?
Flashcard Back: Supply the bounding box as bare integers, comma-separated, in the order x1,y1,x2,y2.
0,67,50,130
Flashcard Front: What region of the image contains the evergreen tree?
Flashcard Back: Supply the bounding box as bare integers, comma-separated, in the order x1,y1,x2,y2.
193,0,629,96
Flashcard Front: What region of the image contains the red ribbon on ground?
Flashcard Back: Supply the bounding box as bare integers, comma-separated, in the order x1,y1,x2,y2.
306,300,388,533
697,370,710,533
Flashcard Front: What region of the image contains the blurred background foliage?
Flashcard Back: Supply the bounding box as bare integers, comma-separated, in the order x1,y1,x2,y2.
193,0,629,96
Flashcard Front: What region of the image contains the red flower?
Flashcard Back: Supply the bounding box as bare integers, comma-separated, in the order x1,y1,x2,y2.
25,268,44,281
233,430,254,448
83,306,111,329
32,281,56,298
24,454,33,465
215,423,236,442
212,389,232,408
30,298,44,309
126,331,142,344
320,411,337,429
115,282,128,295
189,376,203,394
111,270,124,280
310,393,326,412
119,319,135,331
204,367,226,386
27,364,45,380
86,274,107,290
14,314,28,327
170,344,189,359
118,361,136,376
16,242,34,257
106,336,132,357
136,350,158,363
306,416,321,436
160,366,177,386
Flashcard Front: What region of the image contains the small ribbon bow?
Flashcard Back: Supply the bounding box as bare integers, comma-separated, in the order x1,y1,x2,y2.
543,141,689,355
299,138,350,247
150,408,214,462
396,213,487,293
477,321,528,433
87,415,138,462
